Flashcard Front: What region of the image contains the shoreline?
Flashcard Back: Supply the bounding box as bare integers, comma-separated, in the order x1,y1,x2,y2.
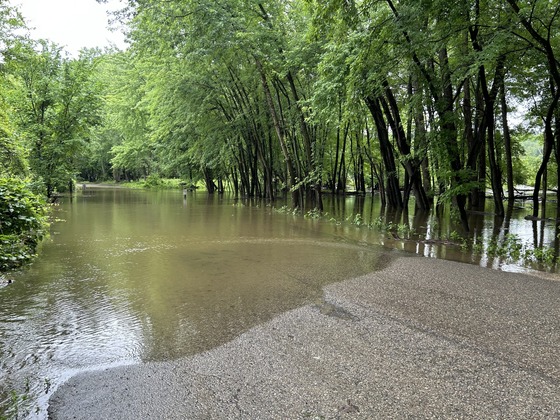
48,256,560,419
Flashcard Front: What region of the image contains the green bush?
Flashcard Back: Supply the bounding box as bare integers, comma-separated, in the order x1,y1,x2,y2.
143,173,164,189
0,177,49,272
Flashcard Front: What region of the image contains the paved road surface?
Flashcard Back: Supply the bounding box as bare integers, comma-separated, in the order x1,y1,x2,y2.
49,255,560,419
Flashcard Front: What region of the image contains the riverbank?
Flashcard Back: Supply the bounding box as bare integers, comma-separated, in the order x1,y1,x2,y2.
49,255,560,419
81,177,192,190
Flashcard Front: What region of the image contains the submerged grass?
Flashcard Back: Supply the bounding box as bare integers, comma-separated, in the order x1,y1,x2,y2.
105,176,202,191
273,206,559,272
0,377,54,420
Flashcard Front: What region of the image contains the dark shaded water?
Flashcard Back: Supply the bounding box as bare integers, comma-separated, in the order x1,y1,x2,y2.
322,193,560,273
0,188,558,418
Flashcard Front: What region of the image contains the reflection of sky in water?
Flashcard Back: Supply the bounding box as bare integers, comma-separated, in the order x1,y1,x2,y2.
1,189,386,419
0,274,144,419
1,189,558,418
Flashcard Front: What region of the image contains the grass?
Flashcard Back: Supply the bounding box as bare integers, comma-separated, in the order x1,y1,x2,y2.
273,205,558,271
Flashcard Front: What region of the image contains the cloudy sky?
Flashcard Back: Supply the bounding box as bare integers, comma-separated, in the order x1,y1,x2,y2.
10,0,127,55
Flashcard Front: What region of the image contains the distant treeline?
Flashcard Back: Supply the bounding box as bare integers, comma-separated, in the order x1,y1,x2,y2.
2,1,560,233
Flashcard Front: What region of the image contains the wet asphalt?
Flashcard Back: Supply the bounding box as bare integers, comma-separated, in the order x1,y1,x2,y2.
48,256,560,419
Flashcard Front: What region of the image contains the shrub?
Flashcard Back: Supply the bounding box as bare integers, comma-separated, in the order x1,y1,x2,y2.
0,178,49,272
143,173,164,189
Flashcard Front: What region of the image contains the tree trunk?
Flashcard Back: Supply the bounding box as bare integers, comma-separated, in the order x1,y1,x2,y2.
336,125,348,194
532,91,560,217
380,82,430,210
438,47,469,230
365,96,403,208
500,81,515,203
255,58,299,208
203,168,216,194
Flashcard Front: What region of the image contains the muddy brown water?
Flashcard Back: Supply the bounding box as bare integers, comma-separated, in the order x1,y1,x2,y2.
0,187,557,418
1,188,389,418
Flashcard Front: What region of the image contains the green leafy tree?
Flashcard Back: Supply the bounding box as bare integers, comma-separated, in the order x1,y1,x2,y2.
0,2,50,272
87,0,560,222
0,2,26,176
94,51,153,182
5,40,102,197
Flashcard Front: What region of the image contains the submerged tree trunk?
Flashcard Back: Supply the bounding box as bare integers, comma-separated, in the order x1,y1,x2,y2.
437,47,469,230
531,86,560,217
501,82,515,204
255,58,299,208
335,123,349,194
470,25,505,216
365,95,403,208
380,82,431,210
203,168,216,194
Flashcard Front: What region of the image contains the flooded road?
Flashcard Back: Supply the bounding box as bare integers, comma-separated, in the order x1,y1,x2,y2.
1,187,558,418
0,188,388,418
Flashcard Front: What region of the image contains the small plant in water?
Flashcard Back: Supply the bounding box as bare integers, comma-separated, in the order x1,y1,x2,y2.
372,217,385,230
44,378,51,394
503,234,523,260
396,223,416,239
486,238,504,257
448,230,462,242
1,389,30,420
524,246,556,265
352,213,363,226
304,208,322,220
471,241,484,254
273,205,289,213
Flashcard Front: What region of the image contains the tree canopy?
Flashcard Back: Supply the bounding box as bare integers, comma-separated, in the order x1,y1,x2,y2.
88,0,559,225
2,0,560,271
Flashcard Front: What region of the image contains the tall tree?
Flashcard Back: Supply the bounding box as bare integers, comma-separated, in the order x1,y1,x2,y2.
505,0,560,218
5,40,102,197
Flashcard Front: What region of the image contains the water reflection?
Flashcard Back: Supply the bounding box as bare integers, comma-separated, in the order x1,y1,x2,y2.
1,188,388,418
1,188,558,418
341,195,559,272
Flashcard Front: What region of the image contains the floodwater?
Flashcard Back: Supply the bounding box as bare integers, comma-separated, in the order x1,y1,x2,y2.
0,188,388,418
0,187,558,418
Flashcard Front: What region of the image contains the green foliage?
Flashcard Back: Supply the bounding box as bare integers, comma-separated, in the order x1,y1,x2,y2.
519,131,548,186
0,114,27,177
2,0,556,223
0,376,53,419
304,208,322,219
0,177,49,272
4,40,103,196
72,0,558,217
117,177,187,190
143,173,164,189
0,388,29,420
346,213,363,226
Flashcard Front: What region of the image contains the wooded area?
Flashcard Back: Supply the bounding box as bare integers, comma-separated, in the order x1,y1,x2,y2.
2,0,560,265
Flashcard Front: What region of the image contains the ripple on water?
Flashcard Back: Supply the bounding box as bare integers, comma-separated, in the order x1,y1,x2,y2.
1,191,390,418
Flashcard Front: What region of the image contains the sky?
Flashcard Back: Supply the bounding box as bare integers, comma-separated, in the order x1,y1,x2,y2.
10,0,127,55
